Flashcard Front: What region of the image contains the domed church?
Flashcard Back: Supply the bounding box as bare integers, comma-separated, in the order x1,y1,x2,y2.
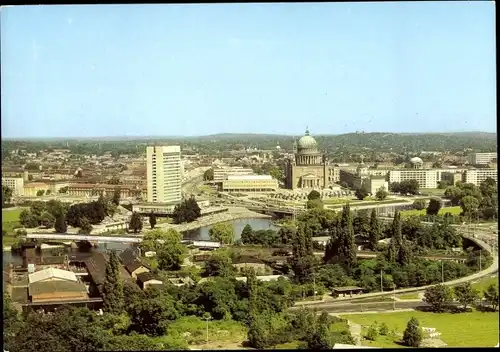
285,128,334,190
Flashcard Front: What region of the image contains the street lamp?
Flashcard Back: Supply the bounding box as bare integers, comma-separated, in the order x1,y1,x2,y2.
203,313,212,344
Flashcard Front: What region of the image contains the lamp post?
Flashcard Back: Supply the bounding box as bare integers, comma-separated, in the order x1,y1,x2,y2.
203,313,212,344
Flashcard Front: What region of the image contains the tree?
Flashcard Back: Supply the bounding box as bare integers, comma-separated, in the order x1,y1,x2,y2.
453,282,479,310
483,283,499,311
19,209,39,228
375,187,388,201
79,216,93,234
203,168,214,181
241,224,254,244
141,229,187,270
307,190,321,201
379,322,389,336
444,186,463,206
172,198,201,224
54,214,68,233
209,222,235,244
355,187,368,200
156,229,187,271
3,292,20,347
148,212,157,229
289,222,316,284
426,198,442,215
129,211,143,234
306,198,324,209
36,190,45,197
479,177,497,198
423,284,453,312
412,199,426,210
460,195,480,220
58,186,69,194
402,317,422,347
2,185,13,206
40,211,55,228
205,249,235,277
112,187,121,206
368,209,382,250
102,251,125,314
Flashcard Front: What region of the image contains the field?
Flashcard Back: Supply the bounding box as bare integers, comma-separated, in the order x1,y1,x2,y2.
341,310,499,347
470,275,498,292
396,293,420,300
400,206,462,218
420,188,446,196
165,316,248,348
2,208,25,246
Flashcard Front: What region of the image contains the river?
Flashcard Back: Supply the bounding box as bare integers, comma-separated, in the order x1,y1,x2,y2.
3,218,278,268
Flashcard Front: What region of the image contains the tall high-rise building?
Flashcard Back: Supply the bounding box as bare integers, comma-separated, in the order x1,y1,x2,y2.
146,145,182,203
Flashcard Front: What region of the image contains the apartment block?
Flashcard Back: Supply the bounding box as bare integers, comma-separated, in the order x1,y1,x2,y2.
463,168,497,186
388,170,439,189
468,152,497,165
2,177,25,196
146,146,182,204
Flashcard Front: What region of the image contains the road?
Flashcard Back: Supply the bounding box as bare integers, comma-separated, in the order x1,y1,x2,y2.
291,300,432,313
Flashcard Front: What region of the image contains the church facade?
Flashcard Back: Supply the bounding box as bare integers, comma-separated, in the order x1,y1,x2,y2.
284,129,338,190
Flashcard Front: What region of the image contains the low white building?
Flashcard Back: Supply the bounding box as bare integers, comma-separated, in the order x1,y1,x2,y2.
222,175,278,193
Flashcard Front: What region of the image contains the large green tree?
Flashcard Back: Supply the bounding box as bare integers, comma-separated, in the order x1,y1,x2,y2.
102,251,125,314
141,229,187,270
402,317,422,347
172,197,201,224
368,208,382,250
423,284,453,312
209,222,235,244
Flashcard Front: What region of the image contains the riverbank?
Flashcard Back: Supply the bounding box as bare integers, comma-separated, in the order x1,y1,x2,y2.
156,207,272,232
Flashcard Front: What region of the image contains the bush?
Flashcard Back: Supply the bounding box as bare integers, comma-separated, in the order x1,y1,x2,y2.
366,324,379,341
402,317,422,347
379,322,389,336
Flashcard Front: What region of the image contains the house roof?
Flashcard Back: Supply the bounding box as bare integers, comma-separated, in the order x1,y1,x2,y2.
84,252,108,285
125,259,147,274
119,248,139,265
28,268,78,284
136,272,162,284
29,280,88,296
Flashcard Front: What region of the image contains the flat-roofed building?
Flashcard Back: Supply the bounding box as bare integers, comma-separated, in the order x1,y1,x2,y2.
146,145,182,203
67,183,145,199
2,177,24,196
222,175,278,193
213,166,254,182
388,169,439,189
468,152,497,165
463,168,497,185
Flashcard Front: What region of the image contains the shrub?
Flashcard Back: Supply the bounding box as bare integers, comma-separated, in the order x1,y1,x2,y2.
366,324,379,341
379,322,389,336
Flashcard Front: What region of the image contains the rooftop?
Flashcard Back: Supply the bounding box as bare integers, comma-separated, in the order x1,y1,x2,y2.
226,175,273,180
28,268,78,284
29,280,88,296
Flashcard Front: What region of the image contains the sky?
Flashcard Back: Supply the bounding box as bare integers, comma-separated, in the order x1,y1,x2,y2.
0,2,496,138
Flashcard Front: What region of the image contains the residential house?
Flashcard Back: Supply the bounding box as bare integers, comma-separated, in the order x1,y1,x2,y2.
136,272,163,291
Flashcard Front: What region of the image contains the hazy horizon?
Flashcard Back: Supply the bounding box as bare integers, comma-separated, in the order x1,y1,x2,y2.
1,3,496,138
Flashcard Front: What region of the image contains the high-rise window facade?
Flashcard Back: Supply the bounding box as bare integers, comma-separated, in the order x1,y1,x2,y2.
146,146,182,203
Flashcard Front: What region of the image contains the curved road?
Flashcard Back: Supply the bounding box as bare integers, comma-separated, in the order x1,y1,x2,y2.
296,230,498,309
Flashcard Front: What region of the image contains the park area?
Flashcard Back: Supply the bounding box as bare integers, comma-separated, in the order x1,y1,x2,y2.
400,206,462,218
2,207,25,246
341,310,499,347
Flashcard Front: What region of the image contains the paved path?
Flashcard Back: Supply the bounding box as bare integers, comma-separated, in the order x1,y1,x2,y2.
347,321,362,346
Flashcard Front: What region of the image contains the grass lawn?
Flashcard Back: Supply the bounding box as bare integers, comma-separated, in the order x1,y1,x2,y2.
400,206,462,218
470,275,498,292
396,293,420,300
2,208,27,247
421,188,446,195
341,310,499,347
323,198,360,205
167,316,247,346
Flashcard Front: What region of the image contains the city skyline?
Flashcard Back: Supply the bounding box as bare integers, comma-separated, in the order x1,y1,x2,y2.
1,2,496,138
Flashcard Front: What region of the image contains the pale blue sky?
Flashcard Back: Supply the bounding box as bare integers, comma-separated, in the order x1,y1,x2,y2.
1,2,496,138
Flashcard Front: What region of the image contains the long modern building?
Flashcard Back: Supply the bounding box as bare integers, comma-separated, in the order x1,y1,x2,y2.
146,146,182,203
463,168,497,185
213,166,254,182
222,175,279,193
467,152,497,165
